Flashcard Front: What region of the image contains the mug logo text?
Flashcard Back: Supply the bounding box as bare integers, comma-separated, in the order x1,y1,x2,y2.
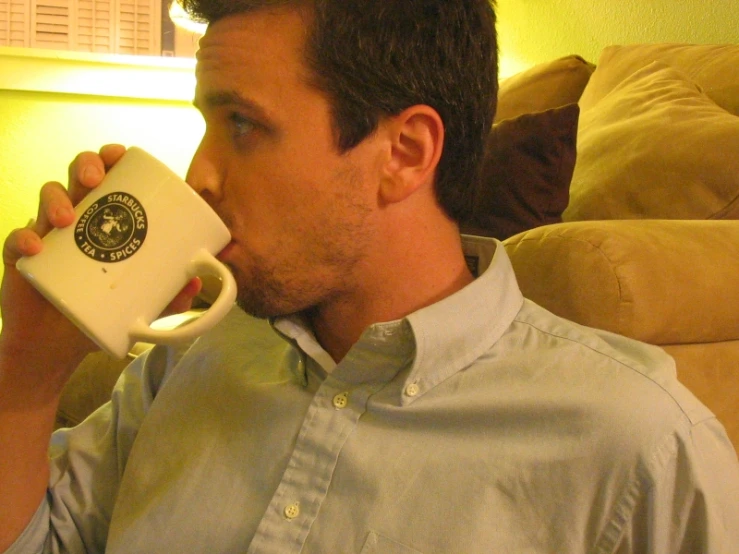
74,192,148,263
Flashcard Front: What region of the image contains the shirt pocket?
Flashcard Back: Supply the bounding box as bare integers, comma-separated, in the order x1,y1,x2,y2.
360,531,425,554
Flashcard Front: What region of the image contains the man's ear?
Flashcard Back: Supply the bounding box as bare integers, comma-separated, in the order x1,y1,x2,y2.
380,105,444,205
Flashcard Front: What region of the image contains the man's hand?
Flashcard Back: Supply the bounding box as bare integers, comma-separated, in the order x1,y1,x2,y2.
1,144,201,374
0,145,129,376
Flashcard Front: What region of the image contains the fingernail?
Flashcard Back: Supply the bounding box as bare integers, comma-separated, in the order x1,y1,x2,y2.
22,233,41,252
56,206,75,221
83,165,103,183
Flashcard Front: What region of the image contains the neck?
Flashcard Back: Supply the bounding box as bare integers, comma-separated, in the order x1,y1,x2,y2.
307,215,474,363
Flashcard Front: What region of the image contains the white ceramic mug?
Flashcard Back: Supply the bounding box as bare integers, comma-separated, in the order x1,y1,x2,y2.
16,146,237,359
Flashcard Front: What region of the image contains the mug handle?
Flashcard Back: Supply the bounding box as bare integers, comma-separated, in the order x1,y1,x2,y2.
129,249,237,345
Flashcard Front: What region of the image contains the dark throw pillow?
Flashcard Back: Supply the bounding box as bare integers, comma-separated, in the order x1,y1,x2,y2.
461,103,579,241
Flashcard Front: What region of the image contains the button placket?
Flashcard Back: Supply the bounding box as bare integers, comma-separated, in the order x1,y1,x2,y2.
247,380,373,553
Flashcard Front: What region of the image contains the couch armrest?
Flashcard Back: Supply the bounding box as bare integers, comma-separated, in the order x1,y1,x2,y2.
503,219,739,345
56,351,132,429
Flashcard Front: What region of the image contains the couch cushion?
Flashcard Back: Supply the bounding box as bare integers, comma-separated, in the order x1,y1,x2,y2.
579,43,739,116
496,55,595,122
662,341,739,454
461,103,578,240
564,62,739,221
503,219,739,345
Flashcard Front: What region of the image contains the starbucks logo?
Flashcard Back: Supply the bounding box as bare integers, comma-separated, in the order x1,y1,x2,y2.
74,192,148,262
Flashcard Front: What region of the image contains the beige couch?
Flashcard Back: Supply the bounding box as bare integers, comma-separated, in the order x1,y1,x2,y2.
474,44,739,451
58,44,739,453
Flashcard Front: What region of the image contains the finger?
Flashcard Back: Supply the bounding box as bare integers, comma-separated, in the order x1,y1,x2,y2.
161,277,203,317
67,150,106,205
99,144,127,169
35,181,76,237
3,227,43,265
67,145,127,205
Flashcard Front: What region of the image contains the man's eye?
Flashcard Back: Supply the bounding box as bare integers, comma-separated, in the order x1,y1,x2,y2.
229,113,255,137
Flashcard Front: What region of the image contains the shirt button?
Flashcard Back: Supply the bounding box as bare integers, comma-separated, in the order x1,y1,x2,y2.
405,383,420,397
284,502,300,520
332,391,349,409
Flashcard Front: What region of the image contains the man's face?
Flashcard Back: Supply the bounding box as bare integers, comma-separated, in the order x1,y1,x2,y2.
189,7,383,319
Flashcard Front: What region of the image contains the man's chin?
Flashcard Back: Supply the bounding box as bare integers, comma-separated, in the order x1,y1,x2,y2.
231,265,318,321
235,288,295,321
235,291,271,320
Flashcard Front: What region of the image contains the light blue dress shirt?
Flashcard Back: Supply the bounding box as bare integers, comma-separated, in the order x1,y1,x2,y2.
8,236,739,553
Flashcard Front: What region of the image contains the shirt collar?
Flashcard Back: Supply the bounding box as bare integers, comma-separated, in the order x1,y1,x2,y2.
272,235,524,404
401,235,523,405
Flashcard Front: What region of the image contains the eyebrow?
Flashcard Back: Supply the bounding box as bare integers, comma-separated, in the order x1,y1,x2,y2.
192,89,271,121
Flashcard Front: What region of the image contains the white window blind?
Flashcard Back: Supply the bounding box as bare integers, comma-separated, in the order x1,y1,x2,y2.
0,0,160,54
0,0,30,46
117,0,158,54
77,0,114,52
30,0,71,49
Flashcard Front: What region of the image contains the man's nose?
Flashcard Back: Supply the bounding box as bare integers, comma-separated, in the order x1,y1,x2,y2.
186,140,223,202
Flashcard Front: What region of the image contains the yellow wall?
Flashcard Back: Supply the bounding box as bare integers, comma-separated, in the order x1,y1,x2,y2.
496,0,739,77
0,47,204,323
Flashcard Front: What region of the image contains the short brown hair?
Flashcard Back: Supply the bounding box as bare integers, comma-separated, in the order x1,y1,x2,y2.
182,0,498,222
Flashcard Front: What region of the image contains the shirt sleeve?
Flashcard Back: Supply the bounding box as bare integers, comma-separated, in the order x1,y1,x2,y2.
4,346,173,554
605,417,739,554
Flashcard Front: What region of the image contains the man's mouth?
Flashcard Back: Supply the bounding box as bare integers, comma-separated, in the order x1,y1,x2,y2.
217,240,236,262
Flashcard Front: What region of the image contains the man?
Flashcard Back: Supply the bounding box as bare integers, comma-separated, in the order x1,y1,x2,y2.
1,1,737,552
